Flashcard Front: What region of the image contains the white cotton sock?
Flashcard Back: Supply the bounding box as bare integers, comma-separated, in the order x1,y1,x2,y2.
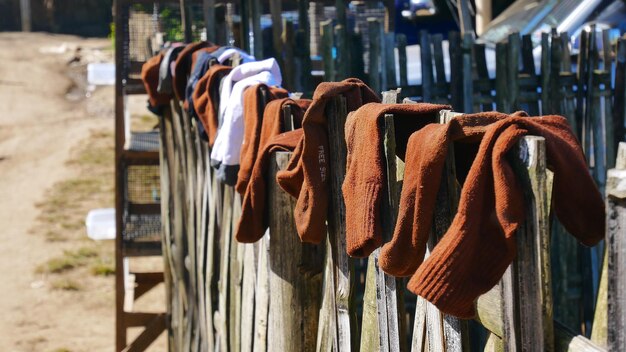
210,58,282,173
217,48,256,64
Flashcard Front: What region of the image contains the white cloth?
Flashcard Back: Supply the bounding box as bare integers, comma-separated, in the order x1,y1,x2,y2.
217,48,255,64
211,58,282,167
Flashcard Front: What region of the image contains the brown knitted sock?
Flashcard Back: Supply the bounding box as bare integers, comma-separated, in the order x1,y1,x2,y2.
342,102,450,258
236,94,308,194
275,78,380,243
236,129,304,243
141,52,171,107
389,114,604,318
193,64,232,146
378,112,511,277
182,46,220,111
173,41,215,102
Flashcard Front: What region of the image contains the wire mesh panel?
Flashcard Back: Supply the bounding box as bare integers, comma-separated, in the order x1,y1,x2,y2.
125,164,161,204
128,7,160,62
122,2,208,79
123,213,161,242
129,131,160,152
123,164,161,242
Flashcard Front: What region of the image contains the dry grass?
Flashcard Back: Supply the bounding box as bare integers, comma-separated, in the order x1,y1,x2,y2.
33,128,115,279
36,247,100,274
28,116,165,349
50,278,82,291
90,258,115,276
132,114,159,132
37,256,76,274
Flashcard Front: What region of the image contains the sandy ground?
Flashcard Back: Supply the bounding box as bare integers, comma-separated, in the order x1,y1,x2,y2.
0,32,164,351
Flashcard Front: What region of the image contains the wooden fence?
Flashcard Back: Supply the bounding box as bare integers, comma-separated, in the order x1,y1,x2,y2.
158,86,623,351
118,1,626,351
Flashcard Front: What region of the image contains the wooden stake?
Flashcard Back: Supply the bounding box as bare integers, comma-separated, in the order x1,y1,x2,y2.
19,0,31,32
608,142,626,351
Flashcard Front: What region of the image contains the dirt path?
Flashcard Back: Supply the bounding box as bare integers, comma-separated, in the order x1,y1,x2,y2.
0,32,119,351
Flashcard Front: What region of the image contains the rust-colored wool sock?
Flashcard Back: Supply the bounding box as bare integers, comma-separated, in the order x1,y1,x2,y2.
275,78,380,243
379,112,513,277
342,102,450,258
182,46,220,111
236,93,309,194
235,129,304,243
192,64,232,146
172,41,215,102
141,52,171,111
381,114,604,319
235,84,289,193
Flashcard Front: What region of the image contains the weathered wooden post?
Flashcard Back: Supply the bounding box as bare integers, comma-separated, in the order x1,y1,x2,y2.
282,19,296,91
420,31,433,103
267,152,324,351
253,230,270,352
368,18,382,96
203,0,215,43
269,0,283,61
159,106,176,351
350,31,367,82
335,24,349,81
608,142,626,351
216,184,234,351
240,218,258,351
410,110,468,352
540,32,550,115
448,31,463,111
431,34,447,104
615,39,626,149
476,134,560,351
461,33,474,112
215,4,228,46
296,0,313,94
519,34,540,115
180,0,192,43
507,33,520,112
321,20,335,82
457,0,473,35
359,90,403,352
316,96,357,351
504,135,554,352
495,41,509,112
204,164,220,352
191,121,209,351
19,0,31,32
475,0,491,35
249,0,263,58
168,100,192,351
397,34,408,87
547,30,591,334
473,42,492,110
384,32,397,90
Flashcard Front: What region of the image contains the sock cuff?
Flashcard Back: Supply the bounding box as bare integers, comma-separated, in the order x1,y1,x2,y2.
346,182,383,257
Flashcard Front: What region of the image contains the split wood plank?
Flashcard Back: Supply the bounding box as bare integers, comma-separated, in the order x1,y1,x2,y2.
608,142,626,351
368,18,382,96
502,135,554,352
268,151,324,351
361,89,403,352
325,96,356,351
